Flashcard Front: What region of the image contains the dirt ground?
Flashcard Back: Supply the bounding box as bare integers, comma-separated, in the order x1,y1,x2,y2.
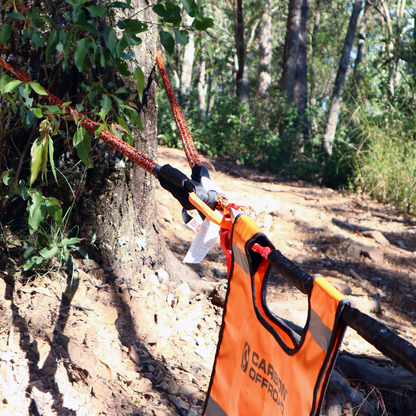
0,147,415,415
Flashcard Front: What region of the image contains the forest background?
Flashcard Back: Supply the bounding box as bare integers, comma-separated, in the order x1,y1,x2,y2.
157,0,416,214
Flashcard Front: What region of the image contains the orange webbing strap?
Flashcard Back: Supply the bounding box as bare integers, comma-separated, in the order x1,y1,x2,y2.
156,50,202,169
0,57,158,174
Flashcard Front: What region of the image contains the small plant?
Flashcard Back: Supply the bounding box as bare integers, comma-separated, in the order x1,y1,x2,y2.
1,169,81,272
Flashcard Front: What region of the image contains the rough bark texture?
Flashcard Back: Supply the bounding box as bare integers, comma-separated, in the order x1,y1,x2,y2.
322,0,363,156
180,15,195,99
379,0,395,98
198,58,207,115
257,1,273,102
293,0,310,145
76,0,163,283
350,0,373,101
235,0,249,104
281,0,303,104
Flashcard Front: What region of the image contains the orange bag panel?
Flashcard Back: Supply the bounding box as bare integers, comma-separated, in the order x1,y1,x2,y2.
204,215,347,416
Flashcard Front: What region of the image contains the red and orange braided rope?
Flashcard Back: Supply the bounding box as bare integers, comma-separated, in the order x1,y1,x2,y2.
0,57,158,174
155,50,201,169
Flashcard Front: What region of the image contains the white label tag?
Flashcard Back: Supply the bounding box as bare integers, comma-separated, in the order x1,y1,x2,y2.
186,217,202,234
183,217,220,264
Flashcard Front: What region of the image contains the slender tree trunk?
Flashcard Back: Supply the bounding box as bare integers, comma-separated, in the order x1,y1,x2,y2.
180,15,195,99
293,0,310,146
235,0,249,104
281,0,303,105
198,58,207,116
206,70,213,117
379,0,395,98
350,0,373,101
322,0,363,156
309,0,321,137
257,0,273,103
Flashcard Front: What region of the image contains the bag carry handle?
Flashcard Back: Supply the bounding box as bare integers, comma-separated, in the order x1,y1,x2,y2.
267,249,416,376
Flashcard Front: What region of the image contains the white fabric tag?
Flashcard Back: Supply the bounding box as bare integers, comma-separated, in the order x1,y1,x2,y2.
183,217,220,264
186,216,202,233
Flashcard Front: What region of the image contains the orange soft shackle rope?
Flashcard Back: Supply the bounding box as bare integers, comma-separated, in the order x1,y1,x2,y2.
0,57,158,174
155,50,201,169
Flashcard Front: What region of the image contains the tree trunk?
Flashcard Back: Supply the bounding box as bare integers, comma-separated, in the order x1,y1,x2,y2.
379,0,395,98
322,0,364,156
235,0,249,104
79,3,161,281
198,58,207,116
309,0,321,137
293,0,310,147
350,0,373,101
257,0,273,103
281,0,303,105
180,15,195,100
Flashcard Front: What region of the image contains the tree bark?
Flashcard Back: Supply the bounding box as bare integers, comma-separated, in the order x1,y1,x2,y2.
379,0,395,98
257,0,273,103
293,0,310,146
235,0,249,104
309,0,321,137
281,0,303,105
198,58,207,116
350,0,373,101
180,15,195,99
322,0,364,156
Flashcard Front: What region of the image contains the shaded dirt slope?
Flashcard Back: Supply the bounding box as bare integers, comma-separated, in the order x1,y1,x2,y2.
0,147,415,415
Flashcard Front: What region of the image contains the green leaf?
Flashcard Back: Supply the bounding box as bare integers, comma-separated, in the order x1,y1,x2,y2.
133,67,144,103
208,42,213,63
163,2,182,27
117,61,131,76
104,26,117,55
32,31,45,47
6,12,26,20
205,62,214,73
194,45,202,61
109,1,133,9
0,24,12,45
115,87,132,94
30,82,47,96
116,34,130,58
48,136,58,184
44,197,62,226
74,38,89,73
23,245,37,261
153,4,166,17
180,0,199,17
159,30,175,55
45,30,59,64
86,5,111,17
23,256,44,270
100,94,112,118
74,18,99,36
61,237,79,246
40,246,59,259
30,136,48,186
28,195,47,234
120,19,147,36
73,127,92,167
192,17,214,31
3,80,22,93
174,29,189,45
18,84,34,107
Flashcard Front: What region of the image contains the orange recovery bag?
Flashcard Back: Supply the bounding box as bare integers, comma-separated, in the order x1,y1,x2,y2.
204,213,348,416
